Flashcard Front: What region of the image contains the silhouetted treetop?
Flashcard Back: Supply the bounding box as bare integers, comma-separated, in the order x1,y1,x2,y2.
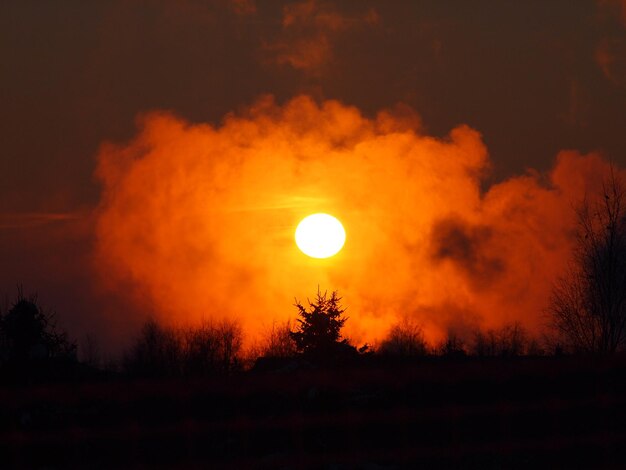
290,289,349,356
124,318,242,378
549,170,626,353
379,320,428,357
0,288,75,364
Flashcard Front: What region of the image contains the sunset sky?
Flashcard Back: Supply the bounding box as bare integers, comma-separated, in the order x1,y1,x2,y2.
2,0,626,353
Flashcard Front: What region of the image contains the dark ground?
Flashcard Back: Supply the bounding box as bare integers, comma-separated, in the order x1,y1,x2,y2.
1,355,625,469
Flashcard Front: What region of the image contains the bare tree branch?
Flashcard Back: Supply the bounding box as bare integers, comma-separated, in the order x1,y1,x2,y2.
549,169,626,353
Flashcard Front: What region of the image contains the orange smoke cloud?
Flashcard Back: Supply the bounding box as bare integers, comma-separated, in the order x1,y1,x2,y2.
94,95,617,346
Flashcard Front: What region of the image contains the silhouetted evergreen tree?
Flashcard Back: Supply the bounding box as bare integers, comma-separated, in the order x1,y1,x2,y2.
290,289,350,357
0,289,75,365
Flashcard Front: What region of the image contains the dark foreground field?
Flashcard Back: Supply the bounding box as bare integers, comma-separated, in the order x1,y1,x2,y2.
1,355,625,469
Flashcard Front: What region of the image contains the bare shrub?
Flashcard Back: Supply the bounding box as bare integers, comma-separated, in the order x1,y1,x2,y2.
471,329,498,357
80,334,102,368
526,337,546,356
379,319,428,357
437,329,466,357
124,318,242,377
470,323,528,357
214,319,243,373
260,320,297,358
124,319,182,377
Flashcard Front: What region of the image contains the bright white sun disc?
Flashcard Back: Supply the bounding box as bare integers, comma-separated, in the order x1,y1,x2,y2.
295,213,346,259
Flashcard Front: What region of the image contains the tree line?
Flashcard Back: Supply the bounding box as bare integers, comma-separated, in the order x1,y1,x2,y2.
2,172,626,380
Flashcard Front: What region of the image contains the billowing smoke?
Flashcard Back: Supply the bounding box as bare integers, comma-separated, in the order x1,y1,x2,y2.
93,95,618,346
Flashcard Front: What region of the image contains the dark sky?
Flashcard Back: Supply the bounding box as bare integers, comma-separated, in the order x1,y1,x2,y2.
3,0,625,212
2,0,626,352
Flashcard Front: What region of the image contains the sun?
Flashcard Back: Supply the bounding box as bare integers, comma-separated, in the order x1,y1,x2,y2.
295,213,346,259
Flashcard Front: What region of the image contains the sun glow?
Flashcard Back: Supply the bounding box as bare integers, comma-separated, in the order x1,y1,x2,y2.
295,213,346,259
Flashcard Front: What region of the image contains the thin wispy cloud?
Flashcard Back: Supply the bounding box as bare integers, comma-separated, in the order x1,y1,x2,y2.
0,212,84,230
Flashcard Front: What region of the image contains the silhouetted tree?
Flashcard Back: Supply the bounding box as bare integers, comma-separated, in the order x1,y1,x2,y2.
379,319,428,357
526,337,546,356
125,319,182,377
213,319,243,374
549,171,626,353
470,323,528,357
181,319,242,375
0,289,75,365
471,329,498,357
261,320,297,358
438,329,466,357
290,289,350,356
497,323,527,356
80,333,102,369
124,318,242,377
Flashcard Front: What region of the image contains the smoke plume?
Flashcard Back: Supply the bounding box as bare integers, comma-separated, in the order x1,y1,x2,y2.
94,95,618,345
